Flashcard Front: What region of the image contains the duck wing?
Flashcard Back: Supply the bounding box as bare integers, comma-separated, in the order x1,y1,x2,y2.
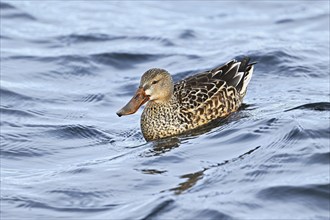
174,58,255,112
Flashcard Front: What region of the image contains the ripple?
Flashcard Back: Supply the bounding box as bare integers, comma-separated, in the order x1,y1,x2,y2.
1,136,52,158
210,129,260,143
4,52,196,73
48,189,109,200
141,155,183,165
0,87,35,102
52,33,175,47
45,124,111,141
249,50,306,75
0,2,36,21
275,18,295,24
192,209,233,220
1,1,329,219
55,33,124,44
116,82,139,97
251,49,328,78
79,93,105,103
257,184,330,210
1,146,50,158
0,2,16,10
252,50,299,66
136,199,174,220
0,34,11,39
4,54,96,77
285,102,330,112
91,52,166,69
0,107,36,118
61,167,91,175
179,29,196,39
306,152,330,165
5,54,90,64
131,35,175,46
266,153,302,164
253,118,284,134
261,122,320,150
1,11,36,21
3,196,116,213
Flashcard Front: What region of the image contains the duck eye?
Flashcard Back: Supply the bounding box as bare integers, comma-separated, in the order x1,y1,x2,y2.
152,80,159,85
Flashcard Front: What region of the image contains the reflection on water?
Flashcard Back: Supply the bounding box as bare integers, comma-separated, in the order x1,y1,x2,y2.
1,1,329,219
171,170,204,195
147,138,181,157
170,145,261,195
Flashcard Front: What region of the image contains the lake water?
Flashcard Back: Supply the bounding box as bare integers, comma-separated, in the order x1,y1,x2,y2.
1,1,329,219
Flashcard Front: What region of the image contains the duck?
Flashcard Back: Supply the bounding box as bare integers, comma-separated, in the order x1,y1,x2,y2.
117,57,255,141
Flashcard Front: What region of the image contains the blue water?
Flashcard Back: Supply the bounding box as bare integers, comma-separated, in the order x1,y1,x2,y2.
1,1,329,219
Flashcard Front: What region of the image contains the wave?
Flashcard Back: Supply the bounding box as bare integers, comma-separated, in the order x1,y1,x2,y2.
90,52,166,69
138,199,174,219
178,29,196,39
2,196,116,213
249,50,299,69
306,152,330,165
55,33,125,44
285,102,330,112
192,209,233,220
78,93,105,103
1,87,35,102
257,183,330,210
1,1,329,219
275,18,295,24
29,33,176,49
44,124,111,141
1,136,52,158
249,48,329,78
0,2,17,10
5,52,167,70
0,2,36,21
0,107,36,118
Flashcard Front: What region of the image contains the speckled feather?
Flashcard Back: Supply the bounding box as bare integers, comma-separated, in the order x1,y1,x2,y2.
141,58,255,141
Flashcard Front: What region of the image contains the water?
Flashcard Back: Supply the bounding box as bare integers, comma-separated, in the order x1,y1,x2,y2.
1,1,329,219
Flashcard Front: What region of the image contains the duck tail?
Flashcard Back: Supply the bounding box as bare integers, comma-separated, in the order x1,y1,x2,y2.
236,57,256,98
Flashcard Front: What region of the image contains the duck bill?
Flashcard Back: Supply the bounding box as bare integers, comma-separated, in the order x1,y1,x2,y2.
116,88,149,117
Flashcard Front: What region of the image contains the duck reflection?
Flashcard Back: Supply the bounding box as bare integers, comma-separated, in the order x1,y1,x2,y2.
143,137,181,157
170,170,204,195
170,145,261,195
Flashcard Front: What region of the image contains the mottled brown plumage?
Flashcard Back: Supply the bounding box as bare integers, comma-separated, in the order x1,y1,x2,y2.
117,57,255,141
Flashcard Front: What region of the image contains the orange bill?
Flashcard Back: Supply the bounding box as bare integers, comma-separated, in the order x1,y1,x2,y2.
116,87,149,117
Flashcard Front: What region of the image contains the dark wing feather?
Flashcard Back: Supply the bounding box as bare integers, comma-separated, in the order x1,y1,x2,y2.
174,58,251,111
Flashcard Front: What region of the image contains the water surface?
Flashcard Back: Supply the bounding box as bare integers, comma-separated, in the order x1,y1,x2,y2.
1,1,329,219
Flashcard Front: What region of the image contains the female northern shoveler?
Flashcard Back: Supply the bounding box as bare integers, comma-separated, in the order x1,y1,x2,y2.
117,57,255,141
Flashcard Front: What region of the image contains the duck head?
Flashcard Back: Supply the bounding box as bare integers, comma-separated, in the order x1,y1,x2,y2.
116,68,174,117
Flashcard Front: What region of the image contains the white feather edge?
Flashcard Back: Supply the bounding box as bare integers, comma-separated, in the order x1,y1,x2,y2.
240,65,254,96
